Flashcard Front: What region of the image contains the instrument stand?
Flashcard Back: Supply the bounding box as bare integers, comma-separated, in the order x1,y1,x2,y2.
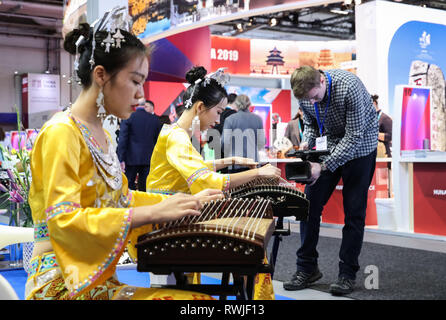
148,264,273,300
269,216,291,279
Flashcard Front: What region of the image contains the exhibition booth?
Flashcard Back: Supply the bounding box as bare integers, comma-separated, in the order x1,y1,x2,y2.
1,0,445,239
1,0,446,305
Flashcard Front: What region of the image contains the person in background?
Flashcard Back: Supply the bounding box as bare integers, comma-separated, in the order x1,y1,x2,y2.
0,127,5,145
213,92,237,135
117,98,162,192
371,94,392,158
222,94,266,173
285,107,305,148
25,8,222,301
213,93,237,171
159,115,171,126
285,65,378,296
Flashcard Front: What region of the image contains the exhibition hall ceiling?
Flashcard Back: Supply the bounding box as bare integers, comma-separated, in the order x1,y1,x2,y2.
0,0,446,41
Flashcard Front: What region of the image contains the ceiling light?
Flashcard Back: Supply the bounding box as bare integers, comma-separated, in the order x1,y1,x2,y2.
330,9,349,15
269,18,278,27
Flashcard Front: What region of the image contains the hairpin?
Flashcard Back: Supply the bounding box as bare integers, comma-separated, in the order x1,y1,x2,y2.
184,68,230,109
88,6,131,68
204,67,230,87
184,78,202,109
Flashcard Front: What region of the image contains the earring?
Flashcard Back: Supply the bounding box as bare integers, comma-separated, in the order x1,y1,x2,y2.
191,115,201,140
96,88,107,122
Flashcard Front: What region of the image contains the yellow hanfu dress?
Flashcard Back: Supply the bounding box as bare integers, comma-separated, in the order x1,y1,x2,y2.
25,111,213,300
146,123,274,300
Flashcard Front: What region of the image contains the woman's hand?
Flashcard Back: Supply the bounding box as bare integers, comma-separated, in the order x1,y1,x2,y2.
131,193,203,228
194,189,224,204
257,163,281,178
231,156,258,168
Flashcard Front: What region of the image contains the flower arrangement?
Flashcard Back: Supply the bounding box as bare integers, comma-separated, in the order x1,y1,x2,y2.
0,110,33,228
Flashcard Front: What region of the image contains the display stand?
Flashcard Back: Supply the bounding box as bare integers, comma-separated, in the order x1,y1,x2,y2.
392,85,446,237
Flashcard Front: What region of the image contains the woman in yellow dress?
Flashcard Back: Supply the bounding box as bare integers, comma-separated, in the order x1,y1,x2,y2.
147,66,281,195
25,8,222,300
146,66,281,300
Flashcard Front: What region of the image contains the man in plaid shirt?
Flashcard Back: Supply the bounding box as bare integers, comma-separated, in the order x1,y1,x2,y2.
283,66,378,295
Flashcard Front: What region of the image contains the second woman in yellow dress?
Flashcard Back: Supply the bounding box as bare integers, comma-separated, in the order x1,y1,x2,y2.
146,66,281,299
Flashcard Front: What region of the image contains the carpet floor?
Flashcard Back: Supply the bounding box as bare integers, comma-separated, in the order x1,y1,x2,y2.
268,232,446,300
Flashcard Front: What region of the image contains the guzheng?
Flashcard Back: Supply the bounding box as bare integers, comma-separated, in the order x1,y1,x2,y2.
227,176,309,221
136,197,275,270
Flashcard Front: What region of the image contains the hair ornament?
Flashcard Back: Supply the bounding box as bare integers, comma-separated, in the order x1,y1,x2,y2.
87,6,132,68
184,68,229,109
184,78,202,109
203,67,230,87
73,35,85,72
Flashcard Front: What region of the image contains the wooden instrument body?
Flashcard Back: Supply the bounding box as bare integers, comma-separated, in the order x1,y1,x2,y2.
136,198,275,271
228,177,309,220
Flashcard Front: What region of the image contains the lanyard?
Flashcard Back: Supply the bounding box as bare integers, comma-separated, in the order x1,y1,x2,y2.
377,110,382,121
314,72,332,136
298,120,303,140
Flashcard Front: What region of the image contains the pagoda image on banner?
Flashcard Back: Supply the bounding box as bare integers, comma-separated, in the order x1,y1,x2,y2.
266,47,285,74
318,49,334,69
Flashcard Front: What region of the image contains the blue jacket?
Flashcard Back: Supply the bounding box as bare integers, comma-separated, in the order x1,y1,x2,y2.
117,108,162,166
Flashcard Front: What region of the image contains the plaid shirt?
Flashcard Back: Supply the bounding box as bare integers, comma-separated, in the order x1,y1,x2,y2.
298,69,378,172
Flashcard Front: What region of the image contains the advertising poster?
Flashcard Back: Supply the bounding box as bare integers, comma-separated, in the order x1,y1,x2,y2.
129,0,320,43
22,73,61,129
130,0,247,42
250,39,356,76
210,36,356,76
413,163,446,236
388,21,446,151
400,87,431,151
250,105,271,147
145,81,290,139
10,131,27,150
211,36,251,75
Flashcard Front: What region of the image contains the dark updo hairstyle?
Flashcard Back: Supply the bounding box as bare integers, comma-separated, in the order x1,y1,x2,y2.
183,66,228,110
63,23,150,88
228,93,237,104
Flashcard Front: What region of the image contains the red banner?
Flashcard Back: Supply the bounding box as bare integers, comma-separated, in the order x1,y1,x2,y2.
413,163,446,236
211,36,251,75
322,162,391,226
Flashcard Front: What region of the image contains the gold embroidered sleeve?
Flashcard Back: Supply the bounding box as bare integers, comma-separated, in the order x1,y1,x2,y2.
166,130,230,194
30,121,133,298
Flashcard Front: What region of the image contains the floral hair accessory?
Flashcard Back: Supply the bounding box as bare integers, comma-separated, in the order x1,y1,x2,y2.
90,6,132,65
73,6,132,72
203,67,230,87
184,68,230,109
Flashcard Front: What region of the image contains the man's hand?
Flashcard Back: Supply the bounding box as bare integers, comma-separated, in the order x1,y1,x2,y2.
308,162,322,186
120,161,125,172
299,141,309,150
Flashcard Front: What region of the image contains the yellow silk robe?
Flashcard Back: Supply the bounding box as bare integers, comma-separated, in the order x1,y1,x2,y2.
25,111,212,300
146,123,230,195
146,123,274,300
